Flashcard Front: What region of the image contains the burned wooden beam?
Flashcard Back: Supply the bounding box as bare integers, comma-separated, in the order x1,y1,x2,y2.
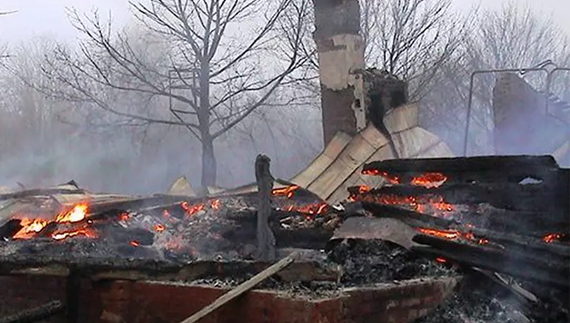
363,155,560,175
368,183,564,213
362,155,565,189
412,234,570,289
359,202,457,229
0,300,64,323
255,155,276,262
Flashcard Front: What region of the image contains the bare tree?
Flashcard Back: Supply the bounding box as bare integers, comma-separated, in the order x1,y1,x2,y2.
29,0,310,187
359,0,473,99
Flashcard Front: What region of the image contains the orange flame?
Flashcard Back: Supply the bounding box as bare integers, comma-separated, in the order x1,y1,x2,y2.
55,203,88,223
12,219,49,239
154,224,165,232
411,173,447,188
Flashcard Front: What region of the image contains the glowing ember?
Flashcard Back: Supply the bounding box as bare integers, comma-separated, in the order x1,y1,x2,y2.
543,233,563,243
435,257,447,263
418,228,460,240
52,228,97,241
154,224,165,232
279,202,328,216
181,201,205,216
130,240,140,247
363,194,455,215
272,185,299,198
362,169,400,184
210,199,221,210
119,213,130,221
411,173,447,188
55,203,88,223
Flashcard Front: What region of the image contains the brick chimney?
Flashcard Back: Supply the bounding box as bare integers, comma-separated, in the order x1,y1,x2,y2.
312,0,366,146
492,73,569,156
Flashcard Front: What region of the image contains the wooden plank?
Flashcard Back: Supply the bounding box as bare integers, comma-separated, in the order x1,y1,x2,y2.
308,133,377,200
179,252,298,323
359,124,390,149
326,143,395,204
291,131,352,188
391,127,442,158
383,102,419,134
326,175,360,204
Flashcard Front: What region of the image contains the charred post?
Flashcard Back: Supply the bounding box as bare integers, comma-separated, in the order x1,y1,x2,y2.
313,0,365,145
255,154,276,261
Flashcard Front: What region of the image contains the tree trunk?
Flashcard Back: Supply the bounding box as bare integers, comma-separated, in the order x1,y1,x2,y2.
200,134,216,188
198,61,216,188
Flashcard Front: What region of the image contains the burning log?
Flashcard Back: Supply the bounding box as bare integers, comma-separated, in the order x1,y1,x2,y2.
0,300,64,323
255,154,276,261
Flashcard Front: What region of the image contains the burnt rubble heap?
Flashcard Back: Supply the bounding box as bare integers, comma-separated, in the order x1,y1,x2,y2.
0,155,568,323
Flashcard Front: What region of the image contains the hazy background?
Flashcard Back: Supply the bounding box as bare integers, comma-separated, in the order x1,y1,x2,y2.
0,0,568,194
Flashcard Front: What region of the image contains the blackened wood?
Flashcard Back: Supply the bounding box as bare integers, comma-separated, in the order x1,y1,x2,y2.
0,300,64,323
360,202,457,229
362,155,561,184
468,227,570,258
369,183,565,213
255,154,276,262
66,270,81,323
0,219,22,240
180,252,298,323
363,155,559,174
412,234,570,289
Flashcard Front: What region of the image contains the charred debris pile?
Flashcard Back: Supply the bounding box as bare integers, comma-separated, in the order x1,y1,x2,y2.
0,155,568,322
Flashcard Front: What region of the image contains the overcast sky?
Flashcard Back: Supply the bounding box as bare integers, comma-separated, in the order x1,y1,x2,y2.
0,0,569,43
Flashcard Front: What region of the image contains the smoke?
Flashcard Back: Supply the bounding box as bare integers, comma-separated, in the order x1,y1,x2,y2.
0,101,323,194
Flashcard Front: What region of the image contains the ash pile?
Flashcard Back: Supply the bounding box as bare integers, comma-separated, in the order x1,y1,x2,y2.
0,155,568,323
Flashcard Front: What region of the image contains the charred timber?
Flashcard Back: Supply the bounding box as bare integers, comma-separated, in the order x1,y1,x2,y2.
369,183,564,210
359,202,457,229
362,155,564,185
412,234,570,289
255,154,276,261
468,227,570,259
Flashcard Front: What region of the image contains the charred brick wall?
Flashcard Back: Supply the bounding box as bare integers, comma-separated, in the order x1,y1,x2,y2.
0,275,458,323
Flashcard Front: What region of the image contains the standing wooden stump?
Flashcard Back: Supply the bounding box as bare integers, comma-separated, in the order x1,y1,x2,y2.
255,154,276,261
